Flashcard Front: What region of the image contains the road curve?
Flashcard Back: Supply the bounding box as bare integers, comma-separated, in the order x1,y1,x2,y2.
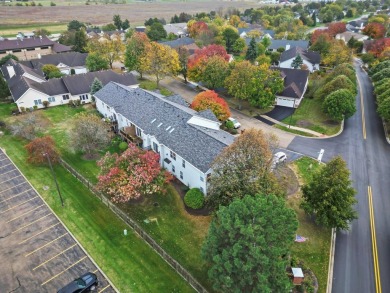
287,61,390,293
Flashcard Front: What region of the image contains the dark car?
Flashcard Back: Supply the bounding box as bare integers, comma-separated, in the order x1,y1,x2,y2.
57,272,98,293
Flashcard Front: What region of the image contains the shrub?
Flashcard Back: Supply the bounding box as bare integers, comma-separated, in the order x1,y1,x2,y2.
50,1,56,5
226,120,234,129
0,120,6,128
42,100,49,108
119,141,128,151
184,188,205,209
20,107,26,113
33,105,38,110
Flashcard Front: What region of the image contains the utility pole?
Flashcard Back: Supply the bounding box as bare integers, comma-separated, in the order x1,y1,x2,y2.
43,153,64,207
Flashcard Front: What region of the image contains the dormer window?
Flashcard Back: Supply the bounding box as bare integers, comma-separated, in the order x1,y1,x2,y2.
170,151,176,160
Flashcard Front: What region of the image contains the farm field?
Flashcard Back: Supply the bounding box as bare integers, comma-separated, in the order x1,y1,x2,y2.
0,1,258,29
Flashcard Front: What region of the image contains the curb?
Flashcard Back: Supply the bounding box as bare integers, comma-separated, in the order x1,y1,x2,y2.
326,228,336,293
0,148,120,293
382,119,390,144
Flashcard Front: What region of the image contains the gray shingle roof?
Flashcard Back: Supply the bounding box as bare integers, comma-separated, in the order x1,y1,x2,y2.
94,82,235,172
0,36,55,51
62,71,138,95
198,109,219,122
52,42,72,53
21,52,87,69
28,78,68,97
160,37,195,48
280,47,321,64
273,67,309,99
269,40,309,50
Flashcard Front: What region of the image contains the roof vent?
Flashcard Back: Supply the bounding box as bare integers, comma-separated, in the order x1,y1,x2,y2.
151,118,156,123
169,128,175,133
157,123,163,127
165,126,171,131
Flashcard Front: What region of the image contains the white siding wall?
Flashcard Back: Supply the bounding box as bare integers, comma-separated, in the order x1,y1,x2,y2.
95,97,209,194
279,59,318,72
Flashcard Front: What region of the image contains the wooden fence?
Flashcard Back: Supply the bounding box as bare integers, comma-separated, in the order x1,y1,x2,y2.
59,159,208,293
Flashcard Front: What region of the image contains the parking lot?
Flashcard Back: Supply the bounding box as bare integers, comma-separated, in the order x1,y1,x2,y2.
0,149,116,293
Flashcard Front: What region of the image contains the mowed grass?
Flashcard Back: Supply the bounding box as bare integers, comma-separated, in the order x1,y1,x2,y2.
0,23,68,37
1,103,212,290
281,97,341,136
139,79,173,97
289,157,331,293
0,134,194,293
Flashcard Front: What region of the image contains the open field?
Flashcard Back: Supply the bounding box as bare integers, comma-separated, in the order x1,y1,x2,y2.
0,1,258,28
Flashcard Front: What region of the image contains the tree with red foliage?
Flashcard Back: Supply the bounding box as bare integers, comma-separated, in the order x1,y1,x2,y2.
310,29,332,44
368,38,390,57
25,136,59,165
97,143,172,203
191,90,231,121
188,45,230,67
327,22,346,37
363,23,386,39
188,21,208,38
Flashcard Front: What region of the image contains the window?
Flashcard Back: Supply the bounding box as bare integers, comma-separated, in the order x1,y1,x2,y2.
200,176,204,182
180,171,183,180
62,94,70,100
153,142,159,153
48,97,55,103
33,99,42,105
182,160,185,168
170,151,176,160
172,165,175,173
136,127,142,137
199,186,204,193
79,94,88,101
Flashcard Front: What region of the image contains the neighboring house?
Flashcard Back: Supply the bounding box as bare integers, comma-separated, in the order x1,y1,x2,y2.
163,23,188,38
346,19,367,33
238,28,251,38
0,36,72,60
94,82,235,195
268,40,309,52
3,67,138,111
336,32,369,44
279,47,320,72
135,26,146,33
19,52,88,75
16,32,35,39
160,37,199,54
262,29,275,39
272,67,309,108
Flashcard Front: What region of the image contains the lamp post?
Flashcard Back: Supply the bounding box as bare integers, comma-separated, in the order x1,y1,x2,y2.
43,153,64,207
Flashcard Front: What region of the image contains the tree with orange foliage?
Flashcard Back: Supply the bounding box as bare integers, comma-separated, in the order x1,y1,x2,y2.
188,21,208,38
327,22,346,37
188,45,230,67
25,136,59,165
363,23,386,39
310,29,331,44
191,90,231,121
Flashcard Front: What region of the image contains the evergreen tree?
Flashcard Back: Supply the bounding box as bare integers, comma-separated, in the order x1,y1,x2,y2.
202,194,298,292
0,54,18,66
0,74,10,100
73,29,88,53
301,156,357,230
291,54,303,69
311,12,317,26
246,37,259,62
122,19,130,30
90,78,103,96
146,22,167,41
113,14,122,30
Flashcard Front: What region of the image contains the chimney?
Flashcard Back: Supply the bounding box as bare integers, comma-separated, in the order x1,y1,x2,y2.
37,53,41,59
286,43,290,50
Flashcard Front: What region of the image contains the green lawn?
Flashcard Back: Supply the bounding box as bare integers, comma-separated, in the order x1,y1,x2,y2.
0,133,194,293
1,103,212,290
289,157,331,293
281,97,341,136
139,79,173,97
0,23,68,37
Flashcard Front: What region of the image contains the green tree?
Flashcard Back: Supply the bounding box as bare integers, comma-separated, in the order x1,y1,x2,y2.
86,53,109,72
0,74,10,100
122,19,130,30
124,32,151,78
0,54,18,66
261,36,271,48
146,22,167,41
222,27,239,53
67,20,85,31
301,156,357,230
90,77,103,96
291,54,303,69
113,14,122,30
202,194,297,292
102,23,117,31
315,75,356,100
232,38,246,54
246,37,259,62
176,46,190,83
34,28,50,37
207,128,282,209
323,89,356,121
73,29,88,53
42,64,63,79
198,55,229,89
377,96,390,120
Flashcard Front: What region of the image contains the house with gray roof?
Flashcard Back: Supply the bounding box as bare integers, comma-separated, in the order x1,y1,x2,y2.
160,37,199,54
272,67,309,108
94,82,235,195
268,40,309,52
279,47,320,72
0,36,71,60
19,52,88,75
4,67,138,111
163,23,188,38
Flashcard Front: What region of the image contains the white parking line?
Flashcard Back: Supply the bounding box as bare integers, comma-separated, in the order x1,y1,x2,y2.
0,163,12,169
7,204,46,223
25,233,68,257
0,174,22,185
19,222,61,244
0,196,38,214
0,168,18,178
12,213,52,233
33,243,78,270
0,188,32,204
41,256,87,286
0,158,9,162
0,182,28,195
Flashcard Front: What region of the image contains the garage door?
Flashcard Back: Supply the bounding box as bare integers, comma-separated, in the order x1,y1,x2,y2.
276,98,294,107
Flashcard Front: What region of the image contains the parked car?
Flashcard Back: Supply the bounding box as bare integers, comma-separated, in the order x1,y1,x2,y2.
227,117,241,129
273,152,287,166
57,272,98,293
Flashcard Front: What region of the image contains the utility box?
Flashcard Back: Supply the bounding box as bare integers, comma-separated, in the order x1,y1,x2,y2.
292,267,304,285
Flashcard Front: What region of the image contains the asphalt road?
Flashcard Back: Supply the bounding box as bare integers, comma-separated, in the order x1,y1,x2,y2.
287,61,389,292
